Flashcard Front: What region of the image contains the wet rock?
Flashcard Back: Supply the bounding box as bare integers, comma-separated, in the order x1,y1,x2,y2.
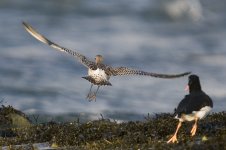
1,111,226,149
0,105,31,137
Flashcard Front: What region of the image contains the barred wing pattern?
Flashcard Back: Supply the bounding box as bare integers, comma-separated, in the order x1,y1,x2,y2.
23,22,95,69
110,67,191,78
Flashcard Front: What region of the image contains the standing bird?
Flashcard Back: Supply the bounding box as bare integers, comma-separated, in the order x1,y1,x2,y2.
22,22,191,101
167,74,213,143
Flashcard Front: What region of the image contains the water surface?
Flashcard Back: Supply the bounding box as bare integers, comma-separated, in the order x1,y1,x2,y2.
0,0,225,120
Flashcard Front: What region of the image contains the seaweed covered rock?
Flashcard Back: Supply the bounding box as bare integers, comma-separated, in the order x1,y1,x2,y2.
0,111,226,149
0,105,31,137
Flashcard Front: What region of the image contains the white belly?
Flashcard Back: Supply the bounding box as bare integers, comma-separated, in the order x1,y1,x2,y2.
176,106,212,122
88,68,110,83
192,106,212,119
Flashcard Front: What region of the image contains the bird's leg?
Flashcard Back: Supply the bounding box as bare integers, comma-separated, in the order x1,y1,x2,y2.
88,86,100,102
191,117,198,136
167,121,182,144
86,84,93,100
93,86,100,102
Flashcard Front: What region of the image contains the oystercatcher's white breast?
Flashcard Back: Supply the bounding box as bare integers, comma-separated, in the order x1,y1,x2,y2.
192,106,212,119
175,106,212,122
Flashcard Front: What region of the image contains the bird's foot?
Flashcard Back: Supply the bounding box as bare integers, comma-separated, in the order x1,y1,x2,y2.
86,93,97,102
190,125,197,137
89,94,97,102
167,135,178,144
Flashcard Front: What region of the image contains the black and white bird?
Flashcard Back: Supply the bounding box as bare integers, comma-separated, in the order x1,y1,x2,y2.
22,22,191,101
167,74,213,143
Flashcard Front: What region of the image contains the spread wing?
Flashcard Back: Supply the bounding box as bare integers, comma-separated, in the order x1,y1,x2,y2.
109,67,191,78
22,22,95,69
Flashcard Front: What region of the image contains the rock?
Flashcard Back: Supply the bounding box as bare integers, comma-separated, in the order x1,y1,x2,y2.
0,105,31,137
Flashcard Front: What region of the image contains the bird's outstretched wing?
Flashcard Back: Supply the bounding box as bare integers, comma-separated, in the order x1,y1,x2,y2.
109,67,191,78
22,22,95,69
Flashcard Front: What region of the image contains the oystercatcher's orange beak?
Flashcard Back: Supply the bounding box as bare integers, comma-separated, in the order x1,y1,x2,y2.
185,85,189,91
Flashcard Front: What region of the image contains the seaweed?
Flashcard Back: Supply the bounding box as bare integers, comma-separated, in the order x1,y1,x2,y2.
0,105,226,149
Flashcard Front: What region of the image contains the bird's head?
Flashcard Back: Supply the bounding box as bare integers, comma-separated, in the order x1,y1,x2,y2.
95,55,103,64
185,74,202,93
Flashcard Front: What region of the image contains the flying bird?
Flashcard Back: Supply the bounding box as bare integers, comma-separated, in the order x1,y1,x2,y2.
22,22,191,101
167,74,213,143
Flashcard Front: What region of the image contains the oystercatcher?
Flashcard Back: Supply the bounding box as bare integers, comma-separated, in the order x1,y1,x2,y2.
167,74,213,143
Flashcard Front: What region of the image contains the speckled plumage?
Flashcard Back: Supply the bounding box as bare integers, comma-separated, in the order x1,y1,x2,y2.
23,22,191,101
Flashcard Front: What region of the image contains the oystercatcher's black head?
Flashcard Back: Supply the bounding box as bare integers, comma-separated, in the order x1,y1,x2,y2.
188,74,202,93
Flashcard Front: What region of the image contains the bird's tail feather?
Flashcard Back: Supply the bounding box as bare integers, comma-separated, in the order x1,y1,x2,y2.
82,76,112,86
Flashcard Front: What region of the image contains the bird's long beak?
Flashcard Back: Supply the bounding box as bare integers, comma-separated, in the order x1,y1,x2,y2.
185,85,189,92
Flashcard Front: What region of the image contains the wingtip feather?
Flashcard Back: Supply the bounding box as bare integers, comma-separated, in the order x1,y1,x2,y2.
22,21,51,45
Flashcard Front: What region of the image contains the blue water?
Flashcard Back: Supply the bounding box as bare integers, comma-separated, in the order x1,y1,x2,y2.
0,0,225,119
